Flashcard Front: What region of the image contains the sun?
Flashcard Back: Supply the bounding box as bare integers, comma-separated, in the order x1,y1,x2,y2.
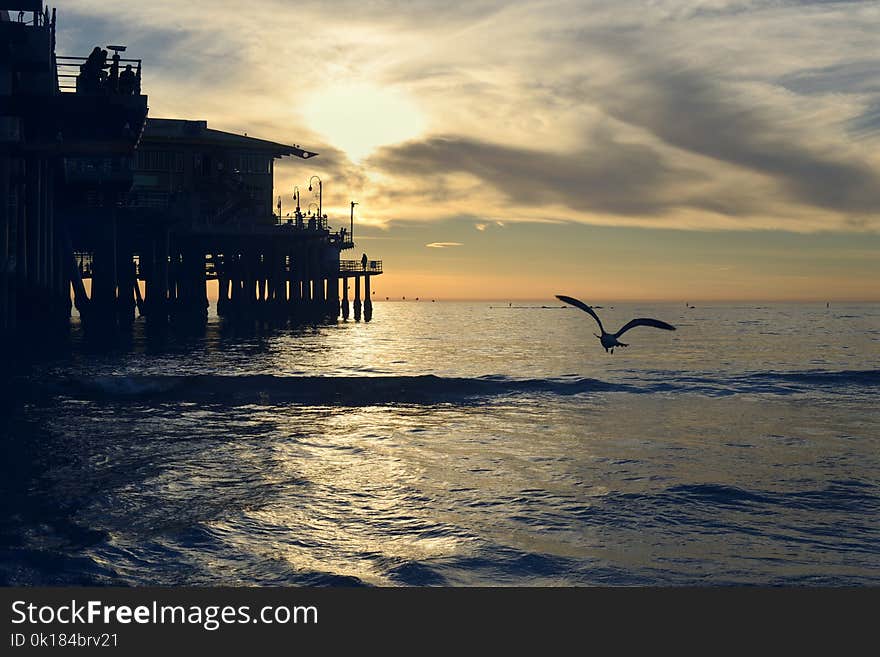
301,82,426,161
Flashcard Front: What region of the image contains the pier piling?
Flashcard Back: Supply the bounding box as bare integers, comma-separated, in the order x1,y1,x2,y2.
364,275,372,322
342,278,350,320
354,276,362,322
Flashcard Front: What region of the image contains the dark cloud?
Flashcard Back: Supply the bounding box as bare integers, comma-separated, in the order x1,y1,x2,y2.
372,38,880,223
374,3,880,225
779,60,880,141
276,140,368,196
686,0,874,19
589,64,880,215
370,131,678,217
848,102,880,140
369,127,743,218
290,0,506,22
372,55,880,223
778,59,880,95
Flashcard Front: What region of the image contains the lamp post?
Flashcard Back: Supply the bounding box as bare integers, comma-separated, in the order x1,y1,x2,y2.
350,201,358,243
293,185,303,228
308,176,322,219
307,203,318,230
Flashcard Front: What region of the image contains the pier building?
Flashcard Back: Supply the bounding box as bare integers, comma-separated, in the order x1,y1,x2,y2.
1,1,382,336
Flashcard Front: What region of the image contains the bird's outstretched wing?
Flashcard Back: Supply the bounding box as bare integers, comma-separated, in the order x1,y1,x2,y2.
556,295,604,333
615,318,676,337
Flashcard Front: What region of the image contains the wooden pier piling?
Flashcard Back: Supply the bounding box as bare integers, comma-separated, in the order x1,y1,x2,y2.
364,275,372,322
341,277,350,320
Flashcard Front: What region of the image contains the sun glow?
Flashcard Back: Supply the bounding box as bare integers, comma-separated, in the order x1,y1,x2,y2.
301,83,426,161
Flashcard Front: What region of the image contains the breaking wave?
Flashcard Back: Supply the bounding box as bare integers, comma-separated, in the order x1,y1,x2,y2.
34,368,880,405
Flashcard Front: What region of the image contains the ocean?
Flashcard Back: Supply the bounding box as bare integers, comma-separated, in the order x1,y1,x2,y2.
1,301,878,586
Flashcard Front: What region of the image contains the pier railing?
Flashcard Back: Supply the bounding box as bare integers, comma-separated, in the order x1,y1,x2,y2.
56,55,142,94
329,231,354,250
340,260,382,275
275,215,329,231
74,252,94,279
74,254,382,281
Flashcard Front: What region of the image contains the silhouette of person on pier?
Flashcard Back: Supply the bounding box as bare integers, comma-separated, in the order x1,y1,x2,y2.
118,65,137,94
83,46,103,72
108,49,121,92
361,253,368,271
78,47,108,94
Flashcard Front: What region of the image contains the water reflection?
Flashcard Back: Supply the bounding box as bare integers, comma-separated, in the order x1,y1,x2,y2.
2,302,878,585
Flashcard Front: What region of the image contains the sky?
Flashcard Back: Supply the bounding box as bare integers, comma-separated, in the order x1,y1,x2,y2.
57,0,880,300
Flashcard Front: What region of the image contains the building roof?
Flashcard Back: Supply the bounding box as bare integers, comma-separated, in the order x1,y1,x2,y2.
142,118,317,159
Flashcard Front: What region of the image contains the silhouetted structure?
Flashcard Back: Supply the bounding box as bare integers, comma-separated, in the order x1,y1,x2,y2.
1,2,383,336
69,118,382,324
1,2,147,335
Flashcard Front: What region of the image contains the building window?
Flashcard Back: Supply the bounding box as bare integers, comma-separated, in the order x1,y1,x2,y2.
231,153,271,174
135,150,185,172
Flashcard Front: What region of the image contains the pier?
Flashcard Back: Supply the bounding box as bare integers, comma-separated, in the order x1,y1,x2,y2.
0,2,383,337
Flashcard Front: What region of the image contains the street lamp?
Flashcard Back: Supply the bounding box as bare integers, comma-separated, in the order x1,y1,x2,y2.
293,185,303,228
308,176,322,218
307,202,318,230
350,201,358,243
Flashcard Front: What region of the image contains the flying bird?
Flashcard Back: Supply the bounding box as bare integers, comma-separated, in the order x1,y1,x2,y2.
556,295,676,354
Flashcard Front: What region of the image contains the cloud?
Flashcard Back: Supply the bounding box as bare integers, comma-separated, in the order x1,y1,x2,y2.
368,1,880,231
372,131,686,217
589,62,880,215
425,242,463,248
57,0,880,233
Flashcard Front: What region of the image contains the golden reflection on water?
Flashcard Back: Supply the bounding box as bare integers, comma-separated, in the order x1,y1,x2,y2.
187,389,879,585
216,407,468,585
29,302,879,585
197,398,615,585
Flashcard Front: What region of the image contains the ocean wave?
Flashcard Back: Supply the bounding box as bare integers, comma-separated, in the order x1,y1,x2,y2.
50,374,632,405
744,369,880,387
29,368,879,405
638,368,880,397
656,481,879,514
